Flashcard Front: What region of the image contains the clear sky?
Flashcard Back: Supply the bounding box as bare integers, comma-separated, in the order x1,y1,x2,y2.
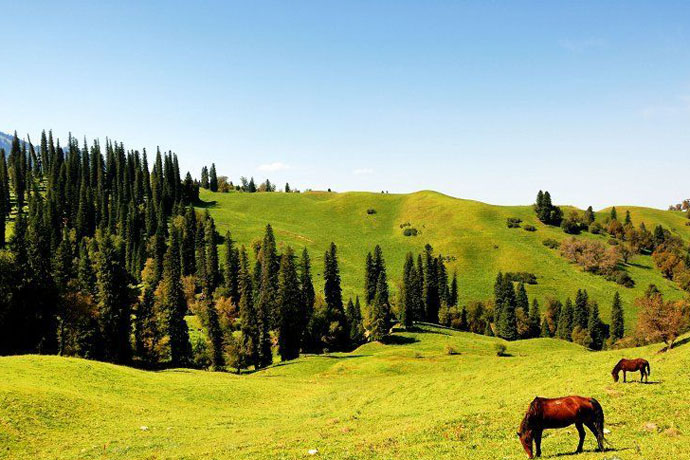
1,1,689,209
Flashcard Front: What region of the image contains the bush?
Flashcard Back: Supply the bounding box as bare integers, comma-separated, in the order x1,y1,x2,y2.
589,222,603,234
366,208,376,215
444,344,459,355
403,227,418,237
506,217,522,228
523,225,536,232
608,270,635,288
542,238,560,249
494,343,508,356
608,238,619,246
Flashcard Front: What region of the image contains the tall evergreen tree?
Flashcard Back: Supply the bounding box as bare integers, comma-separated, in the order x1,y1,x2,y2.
528,298,541,338
423,245,440,323
346,296,365,344
209,163,218,192
238,247,259,368
584,206,595,225
323,242,349,349
200,166,209,189
588,301,605,350
556,298,574,341
224,231,240,304
449,272,458,308
277,247,303,361
573,289,589,330
401,253,417,328
159,231,191,366
369,273,391,341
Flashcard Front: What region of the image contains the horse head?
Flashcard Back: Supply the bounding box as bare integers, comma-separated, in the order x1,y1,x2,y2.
518,409,535,458
612,360,622,382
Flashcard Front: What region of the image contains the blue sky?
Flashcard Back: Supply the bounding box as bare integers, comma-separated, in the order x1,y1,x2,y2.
1,1,689,209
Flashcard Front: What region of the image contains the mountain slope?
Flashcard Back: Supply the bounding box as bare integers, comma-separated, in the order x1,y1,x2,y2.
198,189,690,328
1,326,688,459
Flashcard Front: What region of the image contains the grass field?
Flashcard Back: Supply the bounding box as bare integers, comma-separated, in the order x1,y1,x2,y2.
2,325,688,459
197,189,690,329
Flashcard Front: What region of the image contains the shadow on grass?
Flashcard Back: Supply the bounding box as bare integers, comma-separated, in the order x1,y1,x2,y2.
659,336,690,352
551,446,631,457
382,335,419,345
320,354,367,359
195,199,217,209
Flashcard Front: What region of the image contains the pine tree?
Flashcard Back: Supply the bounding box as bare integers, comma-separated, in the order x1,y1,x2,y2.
277,247,304,361
200,166,209,189
423,245,440,323
516,282,528,311
206,298,225,369
224,231,240,304
159,231,191,366
573,289,589,330
584,206,595,225
299,247,315,334
369,273,391,341
364,252,376,305
588,301,605,350
497,279,518,341
401,253,417,328
610,291,624,342
346,297,365,344
203,216,219,296
209,163,218,192
323,242,348,349
624,210,632,225
610,207,618,221
540,317,552,337
238,247,259,369
556,298,574,341
94,233,131,363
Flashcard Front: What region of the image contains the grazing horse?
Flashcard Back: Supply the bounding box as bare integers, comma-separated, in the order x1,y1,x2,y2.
517,396,605,458
612,358,650,383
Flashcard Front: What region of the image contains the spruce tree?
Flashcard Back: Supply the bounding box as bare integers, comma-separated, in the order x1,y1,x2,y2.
573,289,589,330
224,231,240,304
516,282,528,311
556,298,574,341
323,242,348,349
94,233,131,363
200,166,209,189
238,247,259,368
203,216,219,295
423,245,440,323
402,253,416,328
588,301,605,350
610,291,624,342
206,298,225,369
369,273,391,341
209,164,218,192
346,297,365,344
610,207,618,221
449,272,458,307
277,247,304,361
159,230,191,366
584,206,595,225
299,247,315,337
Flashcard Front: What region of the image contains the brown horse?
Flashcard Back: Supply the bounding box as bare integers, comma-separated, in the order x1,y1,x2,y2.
517,396,605,458
612,358,650,383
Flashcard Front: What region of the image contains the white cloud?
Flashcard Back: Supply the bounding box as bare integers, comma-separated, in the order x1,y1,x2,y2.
258,162,290,172
353,168,374,175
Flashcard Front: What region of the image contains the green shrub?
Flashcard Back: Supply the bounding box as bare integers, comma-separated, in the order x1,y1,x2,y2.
366,208,376,215
506,217,522,228
403,227,418,237
494,343,507,357
504,272,537,284
444,344,459,355
523,224,536,232
542,238,560,249
589,222,603,234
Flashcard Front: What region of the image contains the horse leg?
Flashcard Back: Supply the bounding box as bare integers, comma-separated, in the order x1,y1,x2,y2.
623,370,626,383
585,421,604,452
575,422,585,453
534,429,542,457
640,370,644,383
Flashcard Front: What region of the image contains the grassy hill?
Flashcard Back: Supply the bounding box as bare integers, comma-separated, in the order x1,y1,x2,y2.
197,189,690,329
1,325,688,459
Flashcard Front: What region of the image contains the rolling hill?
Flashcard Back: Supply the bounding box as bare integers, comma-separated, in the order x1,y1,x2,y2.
197,189,690,330
1,325,688,459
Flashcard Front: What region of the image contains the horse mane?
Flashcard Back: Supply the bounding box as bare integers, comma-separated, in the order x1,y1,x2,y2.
520,397,544,433
612,359,624,373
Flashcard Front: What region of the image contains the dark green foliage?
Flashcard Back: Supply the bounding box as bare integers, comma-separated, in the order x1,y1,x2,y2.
200,166,209,189
403,227,418,236
159,231,191,366
523,225,536,232
401,253,417,328
610,291,624,342
238,247,259,369
209,163,218,192
506,217,522,228
224,231,240,304
94,233,132,364
256,224,278,368
588,301,606,350
323,242,349,350
369,273,391,341
534,190,563,225
573,289,589,330
277,247,304,361
584,206,595,225
528,298,541,338
423,245,441,323
449,272,458,307
610,207,618,221
542,238,560,249
494,273,518,340
504,272,537,285
346,297,365,344
556,298,574,341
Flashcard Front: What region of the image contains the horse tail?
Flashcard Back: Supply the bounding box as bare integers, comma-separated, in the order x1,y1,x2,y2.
646,362,651,376
590,398,608,450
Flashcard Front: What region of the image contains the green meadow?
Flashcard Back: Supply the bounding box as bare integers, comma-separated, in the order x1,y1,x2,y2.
198,189,690,328
2,325,688,459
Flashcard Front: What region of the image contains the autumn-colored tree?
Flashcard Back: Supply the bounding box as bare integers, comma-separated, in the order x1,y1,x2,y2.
635,292,688,351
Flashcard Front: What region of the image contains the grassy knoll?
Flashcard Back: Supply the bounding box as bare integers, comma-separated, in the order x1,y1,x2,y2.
197,189,690,329
1,325,688,459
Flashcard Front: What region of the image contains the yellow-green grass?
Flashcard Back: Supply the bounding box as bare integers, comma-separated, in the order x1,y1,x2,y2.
1,326,688,459
197,189,690,330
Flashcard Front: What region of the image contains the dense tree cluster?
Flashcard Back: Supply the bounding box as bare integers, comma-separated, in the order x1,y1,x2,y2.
534,190,563,225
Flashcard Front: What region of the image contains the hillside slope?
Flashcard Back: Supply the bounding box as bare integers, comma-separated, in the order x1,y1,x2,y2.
1,326,688,459
198,189,690,328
